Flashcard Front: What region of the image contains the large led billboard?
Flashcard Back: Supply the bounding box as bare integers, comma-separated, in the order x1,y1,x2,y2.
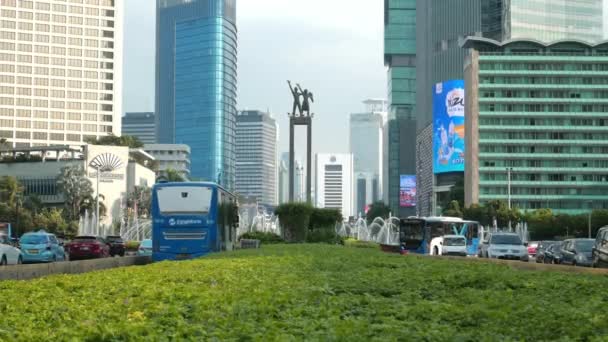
400,175,416,207
433,80,465,174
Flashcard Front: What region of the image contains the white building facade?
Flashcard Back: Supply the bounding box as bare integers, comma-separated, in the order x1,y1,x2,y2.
235,110,277,206
350,99,387,216
315,153,354,219
144,144,190,179
0,0,123,147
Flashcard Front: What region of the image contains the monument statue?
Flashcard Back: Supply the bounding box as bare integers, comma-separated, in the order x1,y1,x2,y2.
297,84,314,117
287,80,302,116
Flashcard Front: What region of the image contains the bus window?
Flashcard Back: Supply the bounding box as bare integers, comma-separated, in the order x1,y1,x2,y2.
400,222,423,241
157,186,212,215
429,222,444,239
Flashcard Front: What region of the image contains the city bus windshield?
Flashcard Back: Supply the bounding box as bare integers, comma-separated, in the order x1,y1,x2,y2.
157,186,213,215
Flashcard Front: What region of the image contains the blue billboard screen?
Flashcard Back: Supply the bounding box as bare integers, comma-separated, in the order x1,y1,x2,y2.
400,175,416,208
433,80,465,174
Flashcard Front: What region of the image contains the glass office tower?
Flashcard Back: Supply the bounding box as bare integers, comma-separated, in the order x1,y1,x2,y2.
156,0,237,189
384,0,417,216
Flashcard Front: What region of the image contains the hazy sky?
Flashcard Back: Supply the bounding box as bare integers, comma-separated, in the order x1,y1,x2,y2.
122,0,386,156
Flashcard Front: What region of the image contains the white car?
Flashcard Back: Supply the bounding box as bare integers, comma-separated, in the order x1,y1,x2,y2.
0,234,22,265
430,235,468,257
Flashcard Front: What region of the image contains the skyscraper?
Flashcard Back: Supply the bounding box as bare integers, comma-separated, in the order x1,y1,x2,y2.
384,0,417,217
350,99,386,216
122,112,155,144
315,153,354,219
0,0,123,147
483,0,604,43
156,0,237,189
235,110,277,206
278,152,304,203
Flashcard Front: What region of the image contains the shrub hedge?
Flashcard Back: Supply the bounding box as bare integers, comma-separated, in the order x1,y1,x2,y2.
1,245,608,340
239,231,284,244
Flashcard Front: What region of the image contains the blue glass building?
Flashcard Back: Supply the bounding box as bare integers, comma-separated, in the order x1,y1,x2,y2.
156,0,237,190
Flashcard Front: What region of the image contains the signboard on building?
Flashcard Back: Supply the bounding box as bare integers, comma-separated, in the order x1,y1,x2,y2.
86,145,129,226
400,175,416,207
433,80,465,174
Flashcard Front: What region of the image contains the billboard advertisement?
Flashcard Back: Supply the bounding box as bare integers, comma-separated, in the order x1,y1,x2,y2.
433,80,465,174
400,175,416,207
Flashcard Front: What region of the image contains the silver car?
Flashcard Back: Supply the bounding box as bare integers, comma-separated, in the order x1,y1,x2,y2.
479,233,529,262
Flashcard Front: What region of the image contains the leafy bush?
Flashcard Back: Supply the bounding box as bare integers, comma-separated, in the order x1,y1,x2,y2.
309,208,342,229
344,238,379,249
124,241,140,251
305,226,343,245
239,231,284,244
274,203,313,242
1,245,608,340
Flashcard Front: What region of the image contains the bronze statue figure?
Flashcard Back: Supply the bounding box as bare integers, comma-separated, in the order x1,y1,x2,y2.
287,80,302,116
297,84,314,117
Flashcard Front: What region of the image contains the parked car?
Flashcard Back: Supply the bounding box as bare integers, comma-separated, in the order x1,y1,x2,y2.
67,236,110,260
535,241,558,264
137,239,153,257
20,230,66,263
527,241,539,258
0,234,22,265
478,233,529,262
592,226,608,268
105,235,126,257
561,238,594,267
543,243,564,264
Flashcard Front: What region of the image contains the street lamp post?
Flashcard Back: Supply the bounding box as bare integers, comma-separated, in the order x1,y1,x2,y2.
95,166,100,236
507,167,513,230
588,200,593,239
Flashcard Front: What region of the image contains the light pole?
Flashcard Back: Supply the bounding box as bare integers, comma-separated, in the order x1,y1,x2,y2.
588,200,593,238
95,165,100,236
507,167,513,230
506,167,513,210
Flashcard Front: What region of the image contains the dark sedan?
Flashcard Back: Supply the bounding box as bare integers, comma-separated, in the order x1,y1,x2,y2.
560,238,594,267
535,241,558,264
105,235,125,257
67,236,110,261
543,243,564,264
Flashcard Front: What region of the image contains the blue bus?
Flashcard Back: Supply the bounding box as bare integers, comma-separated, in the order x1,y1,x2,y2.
399,217,480,256
151,182,239,261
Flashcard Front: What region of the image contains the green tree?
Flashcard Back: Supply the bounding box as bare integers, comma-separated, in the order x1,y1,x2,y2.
365,201,391,225
441,177,465,211
443,200,463,218
0,176,24,208
275,203,313,242
163,168,186,182
84,134,144,148
57,165,94,221
33,208,68,235
127,186,151,218
24,194,44,216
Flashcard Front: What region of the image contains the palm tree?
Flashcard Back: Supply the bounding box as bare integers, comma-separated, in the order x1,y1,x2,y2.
0,176,24,208
163,168,186,182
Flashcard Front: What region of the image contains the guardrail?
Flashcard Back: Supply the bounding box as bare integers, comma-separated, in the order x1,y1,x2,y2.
0,256,152,281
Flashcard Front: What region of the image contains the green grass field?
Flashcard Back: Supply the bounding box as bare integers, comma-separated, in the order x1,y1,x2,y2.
1,244,608,341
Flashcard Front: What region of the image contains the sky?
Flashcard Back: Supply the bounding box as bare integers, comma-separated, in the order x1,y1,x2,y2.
122,0,387,157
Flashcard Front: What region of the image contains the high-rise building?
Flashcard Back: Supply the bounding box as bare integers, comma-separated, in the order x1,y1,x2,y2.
464,37,608,214
122,112,155,144
235,110,277,206
278,152,304,203
384,0,417,217
144,144,191,179
350,99,386,216
413,0,604,215
156,0,237,189
483,0,604,43
315,153,354,219
0,0,123,147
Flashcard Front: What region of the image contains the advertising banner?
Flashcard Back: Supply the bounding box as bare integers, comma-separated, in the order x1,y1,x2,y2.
433,80,465,174
400,175,416,208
